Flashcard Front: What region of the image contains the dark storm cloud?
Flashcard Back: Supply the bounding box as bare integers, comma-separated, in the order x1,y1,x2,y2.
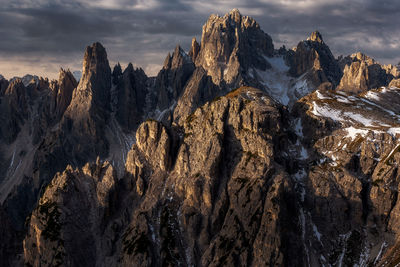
0,0,399,79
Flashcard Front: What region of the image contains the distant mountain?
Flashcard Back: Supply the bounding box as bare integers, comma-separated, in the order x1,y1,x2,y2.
1,9,400,266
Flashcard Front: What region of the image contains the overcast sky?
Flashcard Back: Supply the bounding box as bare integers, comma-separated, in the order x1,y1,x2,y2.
1,0,399,79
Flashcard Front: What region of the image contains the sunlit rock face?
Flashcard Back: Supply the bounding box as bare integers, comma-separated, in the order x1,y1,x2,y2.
2,8,400,267
337,52,393,93
195,8,274,86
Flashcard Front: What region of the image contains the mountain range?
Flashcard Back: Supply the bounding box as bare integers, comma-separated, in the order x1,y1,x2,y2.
1,8,400,266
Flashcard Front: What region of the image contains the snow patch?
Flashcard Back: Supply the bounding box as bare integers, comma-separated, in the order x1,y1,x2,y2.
337,232,352,267
312,223,322,243
336,95,352,103
266,56,290,72
155,100,176,121
311,102,342,121
344,127,370,140
299,145,309,159
316,90,331,100
355,245,370,267
255,56,310,106
312,102,386,127
388,127,400,136
374,241,387,265
365,91,380,101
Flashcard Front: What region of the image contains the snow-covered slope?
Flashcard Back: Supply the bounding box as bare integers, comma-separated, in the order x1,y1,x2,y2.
254,56,311,106
305,87,400,137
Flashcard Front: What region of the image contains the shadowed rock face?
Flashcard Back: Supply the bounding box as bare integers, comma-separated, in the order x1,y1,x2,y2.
24,87,302,267
287,31,342,88
0,80,28,143
3,8,400,267
155,45,195,112
114,64,149,131
61,42,112,161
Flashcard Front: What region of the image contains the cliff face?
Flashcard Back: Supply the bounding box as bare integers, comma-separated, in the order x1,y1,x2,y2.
2,8,400,267
337,52,394,93
287,31,342,89
24,87,302,267
292,87,400,265
195,9,274,86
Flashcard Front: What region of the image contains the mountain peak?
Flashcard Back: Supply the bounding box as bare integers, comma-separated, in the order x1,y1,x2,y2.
69,41,111,113
189,37,200,62
308,31,324,43
82,42,109,76
197,9,273,84
227,8,242,22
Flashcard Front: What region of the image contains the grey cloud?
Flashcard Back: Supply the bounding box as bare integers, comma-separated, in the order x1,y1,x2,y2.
0,0,399,79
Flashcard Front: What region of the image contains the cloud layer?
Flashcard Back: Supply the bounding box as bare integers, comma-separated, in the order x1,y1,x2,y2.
1,0,399,79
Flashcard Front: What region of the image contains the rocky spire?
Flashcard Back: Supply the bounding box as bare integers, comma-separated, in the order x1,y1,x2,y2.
0,75,9,96
75,42,111,111
0,79,28,143
195,8,274,85
155,45,195,111
115,63,148,131
112,63,122,85
308,31,324,43
171,45,192,69
61,42,112,162
289,31,341,87
188,37,200,62
55,68,77,120
337,52,391,93
228,8,242,23
163,52,172,69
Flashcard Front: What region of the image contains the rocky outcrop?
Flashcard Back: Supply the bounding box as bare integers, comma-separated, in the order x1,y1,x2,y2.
155,45,195,112
337,52,392,93
294,88,400,265
287,31,342,88
52,69,78,121
62,42,111,161
188,37,200,63
389,78,400,88
4,8,400,267
0,79,28,143
172,67,220,124
24,161,117,267
383,64,400,78
0,76,9,95
24,87,301,266
114,64,149,131
195,9,274,86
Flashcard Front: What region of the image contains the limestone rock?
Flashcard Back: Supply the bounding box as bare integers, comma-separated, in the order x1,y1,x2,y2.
337,52,391,93
23,162,117,267
0,79,28,143
155,45,195,111
51,68,78,121
288,31,341,88
115,64,149,131
188,37,200,62
389,78,400,88
195,9,274,85
61,42,112,162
